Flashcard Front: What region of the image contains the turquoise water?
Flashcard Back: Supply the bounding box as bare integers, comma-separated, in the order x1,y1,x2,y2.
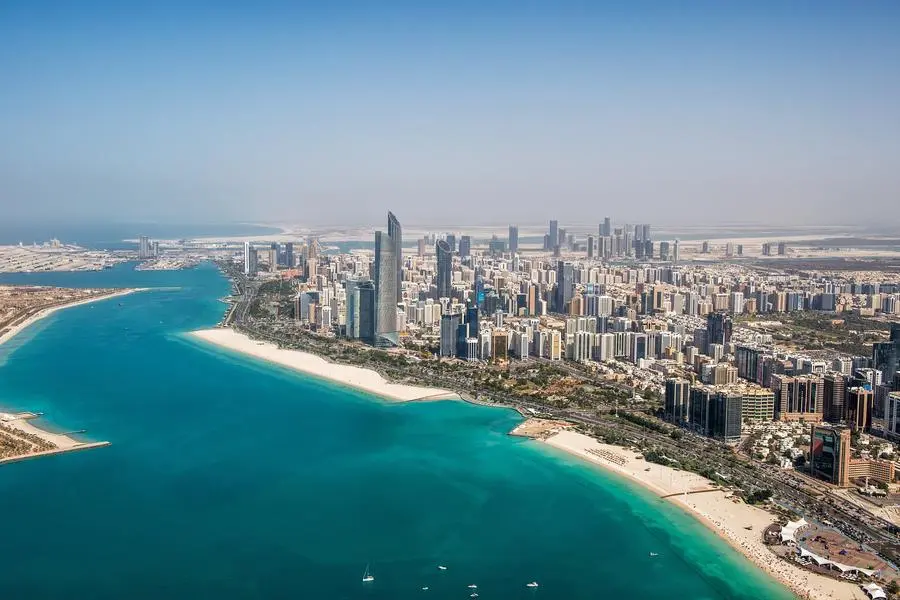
0,263,794,599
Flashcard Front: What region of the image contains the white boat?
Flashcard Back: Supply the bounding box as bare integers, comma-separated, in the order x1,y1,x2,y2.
526,581,539,588
468,584,478,589
649,552,659,557
422,586,429,591
362,564,374,583
470,594,479,598
437,565,448,571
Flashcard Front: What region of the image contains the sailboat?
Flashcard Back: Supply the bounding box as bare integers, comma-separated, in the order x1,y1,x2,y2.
362,564,374,583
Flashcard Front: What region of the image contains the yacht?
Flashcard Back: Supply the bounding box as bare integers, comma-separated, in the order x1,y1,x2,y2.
468,584,478,589
362,564,374,583
437,565,448,571
526,581,539,588
649,552,659,557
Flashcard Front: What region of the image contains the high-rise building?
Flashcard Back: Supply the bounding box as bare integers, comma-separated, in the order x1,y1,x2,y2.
810,425,851,486
705,312,733,354
445,233,456,253
847,386,874,432
243,242,251,275
459,235,472,259
873,324,900,387
138,236,151,259
772,374,824,421
357,281,376,345
284,242,294,268
664,378,691,424
508,225,519,254
549,220,558,251
586,235,595,259
602,216,611,237
823,373,847,423
554,261,574,313
435,240,452,299
440,314,460,357
374,213,402,347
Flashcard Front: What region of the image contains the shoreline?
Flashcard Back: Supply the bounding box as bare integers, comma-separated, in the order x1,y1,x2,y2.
0,411,110,465
540,428,866,600
0,288,145,348
190,328,458,402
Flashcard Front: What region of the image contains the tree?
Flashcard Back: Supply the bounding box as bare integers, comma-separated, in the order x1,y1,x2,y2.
747,489,773,505
885,580,898,596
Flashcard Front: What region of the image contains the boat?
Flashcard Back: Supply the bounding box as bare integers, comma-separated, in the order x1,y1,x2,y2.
526,581,539,588
468,584,478,589
649,552,659,557
422,587,429,591
470,594,479,598
437,565,448,571
362,564,374,583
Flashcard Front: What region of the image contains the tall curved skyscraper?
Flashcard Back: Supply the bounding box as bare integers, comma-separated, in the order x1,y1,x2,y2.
436,239,452,299
374,212,403,347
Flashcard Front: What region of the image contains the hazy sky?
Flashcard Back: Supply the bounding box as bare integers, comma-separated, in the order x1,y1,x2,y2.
1,1,899,226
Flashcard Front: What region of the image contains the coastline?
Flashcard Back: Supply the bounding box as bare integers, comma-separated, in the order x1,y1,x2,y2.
541,429,866,600
0,288,144,349
0,411,110,465
190,328,458,402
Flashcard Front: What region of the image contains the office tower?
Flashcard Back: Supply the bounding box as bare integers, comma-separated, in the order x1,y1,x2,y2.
466,304,479,339
151,241,159,257
809,425,851,486
641,224,651,242
701,241,710,254
549,220,558,250
847,387,874,431
823,372,848,423
772,374,824,421
459,235,472,259
445,233,456,253
243,242,251,275
417,238,426,257
672,240,680,263
345,280,361,338
554,261,574,313
508,225,519,254
587,235,595,259
873,324,900,386
740,387,776,422
602,216,611,237
777,242,787,255
388,212,402,303
558,228,567,249
659,241,670,261
306,238,319,279
374,230,400,347
488,235,506,255
284,242,294,268
664,378,691,424
435,240,452,299
138,236,151,259
357,281,376,344
705,312,733,354
440,314,460,357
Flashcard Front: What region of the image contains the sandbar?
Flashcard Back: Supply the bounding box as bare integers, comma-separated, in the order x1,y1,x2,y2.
191,328,457,402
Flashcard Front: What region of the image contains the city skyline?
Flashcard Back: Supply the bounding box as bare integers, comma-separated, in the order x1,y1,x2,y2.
2,2,899,225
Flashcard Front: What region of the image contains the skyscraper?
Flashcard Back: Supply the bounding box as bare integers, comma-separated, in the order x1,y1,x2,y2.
602,216,611,237
459,235,471,259
445,233,456,253
549,220,558,250
706,312,733,353
388,212,403,304
554,261,574,313
243,242,251,276
374,213,402,347
284,242,294,268
508,225,519,254
435,239,452,299
138,236,151,259
357,281,376,345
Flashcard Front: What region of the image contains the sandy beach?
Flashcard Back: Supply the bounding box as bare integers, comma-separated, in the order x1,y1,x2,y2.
0,412,110,465
191,328,457,402
0,288,143,348
543,429,866,600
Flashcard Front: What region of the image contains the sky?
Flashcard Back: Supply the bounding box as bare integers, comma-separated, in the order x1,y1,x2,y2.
1,1,899,227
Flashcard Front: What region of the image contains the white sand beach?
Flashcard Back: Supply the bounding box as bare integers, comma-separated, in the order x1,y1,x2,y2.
0,411,110,465
191,328,457,402
544,429,866,600
0,288,143,348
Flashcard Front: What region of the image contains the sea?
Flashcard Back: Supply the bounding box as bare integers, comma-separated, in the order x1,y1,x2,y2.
0,262,795,599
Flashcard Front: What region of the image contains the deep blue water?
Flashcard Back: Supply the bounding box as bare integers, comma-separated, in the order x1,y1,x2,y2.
0,263,793,599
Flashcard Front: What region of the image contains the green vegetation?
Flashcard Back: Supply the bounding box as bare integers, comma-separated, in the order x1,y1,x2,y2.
746,489,773,505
